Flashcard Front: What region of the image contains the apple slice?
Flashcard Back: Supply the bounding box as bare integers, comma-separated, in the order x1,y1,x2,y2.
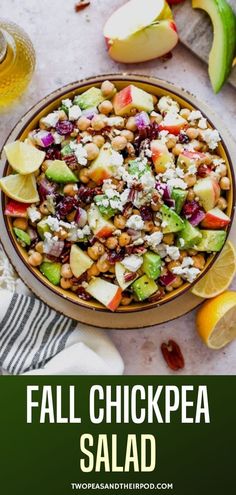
115,262,138,290
70,245,93,279
193,177,220,212
86,277,122,311
177,150,207,169
87,204,115,238
113,85,154,116
159,113,187,135
88,145,114,184
151,139,173,173
4,200,29,218
201,207,230,229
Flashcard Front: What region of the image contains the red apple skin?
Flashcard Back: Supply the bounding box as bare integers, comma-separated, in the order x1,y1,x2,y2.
169,20,178,32
107,287,122,311
5,200,29,218
181,150,207,161
212,180,221,204
201,211,230,229
168,0,184,5
159,120,186,135
89,167,112,185
113,86,132,113
96,226,114,239
151,140,170,173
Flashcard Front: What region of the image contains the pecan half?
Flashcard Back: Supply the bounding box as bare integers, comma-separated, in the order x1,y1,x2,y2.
75,1,90,12
160,340,185,371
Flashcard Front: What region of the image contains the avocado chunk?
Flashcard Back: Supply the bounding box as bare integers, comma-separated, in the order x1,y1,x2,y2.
142,251,162,280
37,218,50,240
45,160,78,183
61,143,74,157
171,188,188,214
40,262,61,286
194,230,227,252
94,194,119,219
128,158,152,178
132,275,158,301
74,87,105,109
161,204,184,233
192,0,236,93
13,228,31,246
177,220,202,249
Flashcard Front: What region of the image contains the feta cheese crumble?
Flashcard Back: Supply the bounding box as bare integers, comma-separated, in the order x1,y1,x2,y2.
144,232,163,251
172,256,200,283
121,255,143,272
69,105,82,121
166,246,180,261
126,215,145,231
70,142,88,166
201,129,221,150
27,206,41,223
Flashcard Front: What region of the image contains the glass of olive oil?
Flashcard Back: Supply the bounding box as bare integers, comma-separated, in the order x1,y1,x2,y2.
0,20,36,109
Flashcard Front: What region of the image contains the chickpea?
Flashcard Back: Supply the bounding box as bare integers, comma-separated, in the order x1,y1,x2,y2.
120,129,134,142
186,127,199,140
188,249,197,256
179,250,188,259
61,263,73,279
166,286,174,292
187,189,195,201
96,255,110,273
101,80,115,97
109,265,116,273
28,252,43,267
163,233,174,245
84,142,99,161
126,116,137,132
184,174,197,187
60,277,73,289
126,142,135,157
77,116,90,131
180,108,191,120
79,168,90,184
217,197,228,210
13,218,28,231
92,134,105,148
166,136,177,149
63,183,78,196
171,276,183,289
172,144,183,156
144,220,155,232
39,201,49,215
98,100,113,115
87,241,105,261
192,254,205,270
57,229,68,240
35,241,44,254
58,110,67,120
121,294,133,306
168,260,181,272
87,263,100,278
119,232,131,247
91,114,106,131
215,163,227,177
105,236,118,250
111,135,127,151
220,177,230,190
114,215,126,229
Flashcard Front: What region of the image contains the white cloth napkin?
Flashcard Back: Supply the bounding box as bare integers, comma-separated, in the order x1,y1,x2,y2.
0,248,124,376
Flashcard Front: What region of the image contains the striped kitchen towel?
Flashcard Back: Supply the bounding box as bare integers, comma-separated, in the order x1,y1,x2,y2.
0,289,124,375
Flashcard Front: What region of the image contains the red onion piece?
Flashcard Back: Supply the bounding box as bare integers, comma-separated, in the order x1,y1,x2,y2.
81,107,98,120
189,209,205,226
35,130,54,147
159,272,177,287
74,207,87,227
48,240,64,258
38,178,57,201
135,111,150,129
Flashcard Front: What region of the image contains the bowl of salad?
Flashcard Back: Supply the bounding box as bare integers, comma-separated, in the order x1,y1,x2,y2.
0,75,234,313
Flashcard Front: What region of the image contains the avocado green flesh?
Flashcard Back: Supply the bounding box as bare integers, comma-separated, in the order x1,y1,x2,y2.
161,205,184,233
128,159,152,178
132,275,158,301
13,228,31,246
192,0,236,92
74,87,105,109
142,251,162,279
195,230,226,251
94,195,118,219
46,162,77,183
37,219,50,240
40,262,61,286
171,188,188,214
177,220,202,249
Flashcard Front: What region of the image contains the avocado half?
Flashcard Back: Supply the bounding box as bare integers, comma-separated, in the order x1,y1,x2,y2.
192,0,236,93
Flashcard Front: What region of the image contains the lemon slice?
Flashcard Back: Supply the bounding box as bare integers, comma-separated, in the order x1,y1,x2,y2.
0,173,39,203
196,291,236,349
192,241,236,298
4,141,45,174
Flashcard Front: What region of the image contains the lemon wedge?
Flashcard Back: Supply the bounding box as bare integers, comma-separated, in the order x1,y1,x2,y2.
4,140,45,175
0,173,39,203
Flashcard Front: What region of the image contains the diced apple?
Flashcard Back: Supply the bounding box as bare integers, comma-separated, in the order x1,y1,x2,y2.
159,113,187,135
113,85,154,116
87,204,115,238
4,200,29,218
201,207,230,229
151,139,173,173
115,262,138,290
86,277,122,311
88,145,114,184
70,245,93,279
194,178,220,212
177,150,207,169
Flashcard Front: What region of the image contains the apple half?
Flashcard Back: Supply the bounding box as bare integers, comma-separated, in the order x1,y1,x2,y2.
104,0,178,63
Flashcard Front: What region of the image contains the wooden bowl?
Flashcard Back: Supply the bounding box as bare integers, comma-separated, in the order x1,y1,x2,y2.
0,74,235,320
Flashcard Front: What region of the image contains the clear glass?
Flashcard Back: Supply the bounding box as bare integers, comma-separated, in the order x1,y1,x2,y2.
0,20,36,109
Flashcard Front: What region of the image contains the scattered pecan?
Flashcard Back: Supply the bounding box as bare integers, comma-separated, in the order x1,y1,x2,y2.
124,272,137,283
75,1,90,13
160,339,185,371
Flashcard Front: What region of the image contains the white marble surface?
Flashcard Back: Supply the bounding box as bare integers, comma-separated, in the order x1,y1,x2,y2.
0,0,236,375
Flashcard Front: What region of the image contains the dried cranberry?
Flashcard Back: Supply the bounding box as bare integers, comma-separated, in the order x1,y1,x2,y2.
198,164,212,177
56,120,74,135
140,205,153,221
59,241,71,263
45,146,61,160
107,248,125,264
134,122,159,153
182,200,199,218
76,287,91,301
78,186,102,204
178,132,189,144
56,196,78,217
